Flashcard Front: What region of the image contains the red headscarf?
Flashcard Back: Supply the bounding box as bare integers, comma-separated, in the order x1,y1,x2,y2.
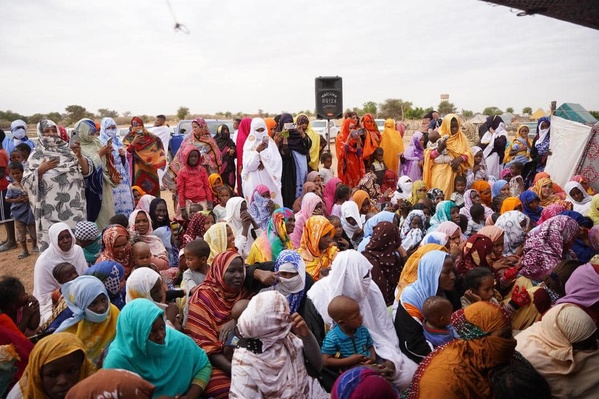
96,225,134,277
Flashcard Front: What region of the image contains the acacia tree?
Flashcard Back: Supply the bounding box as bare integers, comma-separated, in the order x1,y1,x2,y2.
379,99,412,120
98,108,119,118
483,106,503,116
522,107,532,115
362,101,377,116
438,101,456,116
177,106,189,120
506,107,514,114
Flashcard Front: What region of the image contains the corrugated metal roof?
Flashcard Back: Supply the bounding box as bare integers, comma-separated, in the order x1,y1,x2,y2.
554,103,598,124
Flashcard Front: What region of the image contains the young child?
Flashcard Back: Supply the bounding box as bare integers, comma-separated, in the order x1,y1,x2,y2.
400,210,426,251
5,162,37,258
461,268,499,308
331,184,351,218
466,204,485,236
50,262,79,307
74,221,101,265
450,175,467,208
508,162,525,197
466,147,488,187
109,214,129,228
328,215,349,251
222,299,251,361
321,295,376,371
15,143,32,168
182,239,210,295
0,276,40,336
131,241,155,270
422,296,457,348
176,147,214,220
319,152,334,184
427,131,452,164
9,149,23,165
370,147,387,186
212,185,232,222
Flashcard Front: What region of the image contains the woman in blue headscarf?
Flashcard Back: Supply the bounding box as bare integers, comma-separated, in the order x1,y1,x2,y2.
560,210,594,263
103,298,212,398
520,190,543,224
84,260,126,309
357,211,396,251
100,117,135,218
55,275,119,365
269,249,310,314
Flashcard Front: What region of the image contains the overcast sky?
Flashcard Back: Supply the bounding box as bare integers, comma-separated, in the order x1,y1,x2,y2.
1,0,598,118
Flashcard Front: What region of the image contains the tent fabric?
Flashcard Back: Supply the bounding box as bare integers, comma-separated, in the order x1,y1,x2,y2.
531,108,548,120
545,116,593,188
468,114,487,125
575,125,599,193
554,103,598,124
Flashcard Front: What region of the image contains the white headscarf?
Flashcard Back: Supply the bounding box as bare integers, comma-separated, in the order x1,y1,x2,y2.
125,267,166,310
56,275,111,331
33,222,89,324
340,200,362,238
481,121,508,159
223,197,246,237
307,250,418,388
564,181,592,215
10,119,27,140
391,176,413,205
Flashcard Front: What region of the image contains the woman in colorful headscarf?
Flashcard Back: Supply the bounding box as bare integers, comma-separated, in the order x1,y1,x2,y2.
307,250,418,389
499,196,522,214
289,192,323,248
96,224,135,277
403,302,517,399
494,211,529,256
131,185,146,206
571,174,596,196
247,207,294,265
536,203,568,226
556,262,599,327
299,215,338,280
104,298,212,398
360,114,382,166
402,131,424,181
472,180,492,207
520,190,543,224
84,260,126,309
532,177,561,207
248,184,274,231
230,290,326,399
276,113,312,207
264,249,310,314
296,113,321,171
480,115,508,179
128,209,169,270
181,212,211,247
587,194,599,225
427,200,460,233
532,116,551,173
455,234,495,275
394,250,459,363
242,118,283,207
379,118,404,176
331,366,399,399
203,222,236,264
409,180,428,205
362,221,403,306
560,210,595,263
122,116,166,197
516,303,599,399
520,215,579,281
55,275,119,365
7,333,94,399
356,211,396,252
323,177,341,215
423,115,473,198
336,118,366,188
74,118,120,229
264,118,278,138
33,222,89,325
564,181,592,215
214,124,236,189
22,119,91,251
491,179,509,199
100,117,135,218
186,251,251,399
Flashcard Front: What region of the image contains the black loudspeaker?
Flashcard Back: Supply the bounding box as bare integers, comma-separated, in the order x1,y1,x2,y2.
315,76,343,119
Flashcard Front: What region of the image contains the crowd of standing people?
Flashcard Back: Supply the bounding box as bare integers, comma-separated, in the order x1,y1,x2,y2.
1,109,598,398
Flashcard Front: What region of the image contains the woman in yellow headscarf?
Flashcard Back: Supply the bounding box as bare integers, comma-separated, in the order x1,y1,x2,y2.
9,332,94,398
380,118,404,175
423,114,473,197
298,215,338,280
296,114,321,171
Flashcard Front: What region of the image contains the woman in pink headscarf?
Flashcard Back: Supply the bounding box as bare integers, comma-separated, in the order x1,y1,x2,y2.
289,192,324,248
323,177,341,215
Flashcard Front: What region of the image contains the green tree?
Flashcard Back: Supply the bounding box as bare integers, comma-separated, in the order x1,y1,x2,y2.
224,111,232,118
461,109,474,118
482,106,503,116
590,110,599,120
362,101,378,116
28,113,46,124
177,106,189,120
438,101,456,116
405,107,427,120
46,112,63,123
506,107,514,114
0,110,28,122
97,108,119,118
122,111,132,118
65,105,93,125
522,107,532,115
379,99,412,120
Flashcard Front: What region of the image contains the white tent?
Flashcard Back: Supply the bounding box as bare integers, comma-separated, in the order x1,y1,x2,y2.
544,116,593,188
468,114,487,125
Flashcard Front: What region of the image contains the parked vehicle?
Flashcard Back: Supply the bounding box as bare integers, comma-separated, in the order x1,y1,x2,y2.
311,119,340,141
375,119,386,132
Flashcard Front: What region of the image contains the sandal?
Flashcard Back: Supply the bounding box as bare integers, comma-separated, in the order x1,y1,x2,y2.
31,246,40,253
0,242,17,252
18,251,30,259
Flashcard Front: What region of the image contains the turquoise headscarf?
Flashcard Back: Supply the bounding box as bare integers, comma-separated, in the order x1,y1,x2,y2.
103,298,211,397
427,200,456,233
